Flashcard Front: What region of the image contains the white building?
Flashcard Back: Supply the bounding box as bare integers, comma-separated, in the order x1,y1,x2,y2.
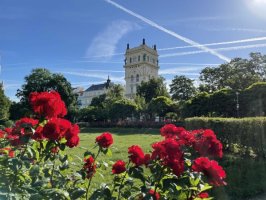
77,77,112,108
124,39,159,98
77,39,159,107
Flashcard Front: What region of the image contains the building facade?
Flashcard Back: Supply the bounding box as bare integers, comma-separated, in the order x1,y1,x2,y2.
124,39,159,98
77,77,112,108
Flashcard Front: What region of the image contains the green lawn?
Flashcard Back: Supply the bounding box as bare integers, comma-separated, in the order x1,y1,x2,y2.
67,128,161,188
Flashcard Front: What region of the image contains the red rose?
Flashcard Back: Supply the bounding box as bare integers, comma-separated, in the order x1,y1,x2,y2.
66,135,80,148
43,118,71,141
65,124,80,139
193,129,223,158
144,154,151,166
0,130,6,138
83,156,96,178
192,157,226,186
51,147,59,154
148,189,160,200
152,138,184,176
95,132,113,148
112,160,126,174
29,91,67,118
32,126,45,141
0,148,15,158
198,192,209,198
160,124,185,138
128,145,145,166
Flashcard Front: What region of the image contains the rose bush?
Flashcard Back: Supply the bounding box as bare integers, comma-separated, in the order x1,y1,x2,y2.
0,91,226,199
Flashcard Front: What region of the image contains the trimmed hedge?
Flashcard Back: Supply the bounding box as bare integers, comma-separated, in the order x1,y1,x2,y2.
185,117,266,157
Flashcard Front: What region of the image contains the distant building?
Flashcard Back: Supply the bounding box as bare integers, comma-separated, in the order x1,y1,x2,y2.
77,77,112,108
124,38,159,98
77,39,159,107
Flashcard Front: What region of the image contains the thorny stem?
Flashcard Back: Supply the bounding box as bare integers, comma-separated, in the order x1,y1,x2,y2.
86,148,101,200
118,161,130,200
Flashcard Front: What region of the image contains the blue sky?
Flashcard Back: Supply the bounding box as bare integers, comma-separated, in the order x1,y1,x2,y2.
1,0,266,101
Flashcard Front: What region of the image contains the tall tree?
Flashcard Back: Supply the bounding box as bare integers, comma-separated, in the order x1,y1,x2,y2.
148,96,173,118
0,87,11,122
170,75,197,101
137,77,169,102
199,53,265,92
16,68,77,118
106,84,124,101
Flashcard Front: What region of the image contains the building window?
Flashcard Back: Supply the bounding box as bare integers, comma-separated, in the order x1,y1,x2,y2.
138,55,140,61
131,75,134,82
131,86,133,94
147,56,149,62
143,54,146,61
130,57,132,63
136,74,139,82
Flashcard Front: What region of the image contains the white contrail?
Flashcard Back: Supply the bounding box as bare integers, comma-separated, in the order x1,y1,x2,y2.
161,43,266,58
159,36,266,51
105,0,231,62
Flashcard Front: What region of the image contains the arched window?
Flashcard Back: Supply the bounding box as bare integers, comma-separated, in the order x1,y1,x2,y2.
131,75,134,82
136,74,139,82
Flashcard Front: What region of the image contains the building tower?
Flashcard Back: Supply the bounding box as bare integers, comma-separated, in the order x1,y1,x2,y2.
124,39,159,98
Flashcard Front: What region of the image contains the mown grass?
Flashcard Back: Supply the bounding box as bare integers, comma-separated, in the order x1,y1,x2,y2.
67,128,161,188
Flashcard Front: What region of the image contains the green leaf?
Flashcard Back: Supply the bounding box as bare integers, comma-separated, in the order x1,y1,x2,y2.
70,188,86,199
29,165,40,177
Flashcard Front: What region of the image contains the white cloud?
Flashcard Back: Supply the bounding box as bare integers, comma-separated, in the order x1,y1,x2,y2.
105,0,231,62
86,20,139,59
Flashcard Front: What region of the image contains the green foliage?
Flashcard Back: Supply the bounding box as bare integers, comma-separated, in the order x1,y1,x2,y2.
137,77,169,102
170,75,197,101
240,82,266,117
0,87,11,122
148,96,174,117
109,99,138,120
16,68,78,116
185,117,266,156
199,53,266,92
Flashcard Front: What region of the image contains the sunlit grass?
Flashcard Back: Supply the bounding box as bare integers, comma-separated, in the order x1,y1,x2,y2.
67,128,161,188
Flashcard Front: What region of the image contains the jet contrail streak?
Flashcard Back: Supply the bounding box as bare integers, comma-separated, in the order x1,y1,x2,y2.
105,0,231,62
161,43,266,58
159,36,266,51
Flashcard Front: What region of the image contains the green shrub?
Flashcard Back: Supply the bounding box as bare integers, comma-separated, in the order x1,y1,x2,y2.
185,117,266,157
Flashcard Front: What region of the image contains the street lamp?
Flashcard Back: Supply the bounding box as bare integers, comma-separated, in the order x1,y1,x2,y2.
236,91,239,118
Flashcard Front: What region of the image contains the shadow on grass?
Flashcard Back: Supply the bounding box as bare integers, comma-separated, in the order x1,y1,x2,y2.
80,127,160,135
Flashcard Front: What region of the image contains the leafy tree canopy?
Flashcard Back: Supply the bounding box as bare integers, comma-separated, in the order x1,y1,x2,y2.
0,87,11,122
136,77,169,102
170,75,197,101
16,68,77,110
199,52,266,92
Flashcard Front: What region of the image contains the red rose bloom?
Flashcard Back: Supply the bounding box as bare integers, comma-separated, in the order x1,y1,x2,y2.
192,157,226,186
112,160,126,174
148,189,160,200
83,156,96,178
0,147,15,158
160,124,185,138
29,91,67,118
95,132,113,148
198,192,209,199
128,145,145,166
43,118,71,141
32,126,45,140
66,135,80,148
0,130,6,138
152,138,184,176
193,129,223,158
